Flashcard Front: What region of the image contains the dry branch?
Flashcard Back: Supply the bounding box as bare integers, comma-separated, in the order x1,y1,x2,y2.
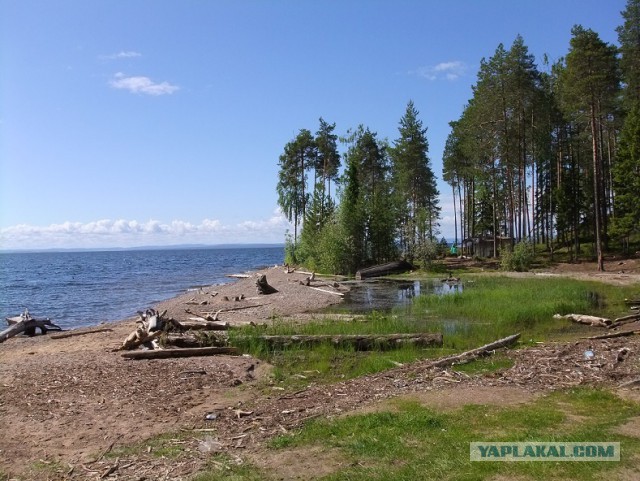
305,286,345,296
582,330,640,340
51,327,114,339
608,313,640,330
425,333,521,369
121,346,239,360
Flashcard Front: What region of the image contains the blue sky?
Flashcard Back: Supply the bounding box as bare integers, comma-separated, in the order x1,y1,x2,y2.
0,0,627,249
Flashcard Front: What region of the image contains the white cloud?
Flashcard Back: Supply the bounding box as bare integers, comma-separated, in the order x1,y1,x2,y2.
101,51,142,60
412,61,467,81
0,210,291,250
110,72,180,96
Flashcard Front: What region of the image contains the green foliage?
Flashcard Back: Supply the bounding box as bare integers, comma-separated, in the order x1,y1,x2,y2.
283,232,297,265
390,101,440,258
611,102,640,251
617,0,640,106
500,240,535,271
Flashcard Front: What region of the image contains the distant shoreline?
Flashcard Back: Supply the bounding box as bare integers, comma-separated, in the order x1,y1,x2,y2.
0,243,285,254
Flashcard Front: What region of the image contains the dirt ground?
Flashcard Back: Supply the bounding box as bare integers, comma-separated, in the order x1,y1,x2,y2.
1,262,639,480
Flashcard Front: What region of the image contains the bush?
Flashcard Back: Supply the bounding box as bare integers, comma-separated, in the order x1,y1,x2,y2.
500,241,534,272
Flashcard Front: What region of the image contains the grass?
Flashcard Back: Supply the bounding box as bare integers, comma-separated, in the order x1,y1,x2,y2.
410,276,638,349
227,276,637,389
192,387,640,480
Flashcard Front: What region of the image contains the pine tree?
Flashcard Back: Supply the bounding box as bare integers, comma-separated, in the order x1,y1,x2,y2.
618,0,640,106
611,103,640,252
276,129,316,251
560,25,620,271
390,101,440,260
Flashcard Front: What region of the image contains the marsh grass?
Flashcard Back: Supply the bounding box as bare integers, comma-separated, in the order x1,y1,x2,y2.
411,276,636,348
230,277,637,386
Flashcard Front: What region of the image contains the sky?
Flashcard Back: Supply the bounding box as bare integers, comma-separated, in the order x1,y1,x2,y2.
0,0,628,250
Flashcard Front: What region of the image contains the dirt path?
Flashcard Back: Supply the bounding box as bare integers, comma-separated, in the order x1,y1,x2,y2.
1,262,639,480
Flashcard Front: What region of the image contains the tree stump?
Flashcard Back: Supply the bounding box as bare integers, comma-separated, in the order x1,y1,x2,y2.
256,274,278,295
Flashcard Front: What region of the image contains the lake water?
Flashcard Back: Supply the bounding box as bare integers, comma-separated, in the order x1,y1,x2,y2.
336,279,463,313
0,247,284,329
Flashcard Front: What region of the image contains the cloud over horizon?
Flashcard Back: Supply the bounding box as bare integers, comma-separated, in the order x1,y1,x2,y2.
0,210,291,250
110,72,180,95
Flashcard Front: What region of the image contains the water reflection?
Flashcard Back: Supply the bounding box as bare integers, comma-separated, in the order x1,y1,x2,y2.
337,279,463,313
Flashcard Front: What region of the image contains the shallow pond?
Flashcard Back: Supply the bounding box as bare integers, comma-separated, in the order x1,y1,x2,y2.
333,279,463,313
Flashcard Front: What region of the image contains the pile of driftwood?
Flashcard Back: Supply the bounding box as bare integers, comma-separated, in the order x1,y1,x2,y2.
1,309,62,343
119,308,238,360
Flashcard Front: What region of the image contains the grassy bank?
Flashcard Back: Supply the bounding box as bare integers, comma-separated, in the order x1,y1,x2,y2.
194,387,640,481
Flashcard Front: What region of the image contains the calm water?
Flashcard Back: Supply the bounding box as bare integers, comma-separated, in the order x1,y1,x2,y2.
0,247,284,329
336,279,463,313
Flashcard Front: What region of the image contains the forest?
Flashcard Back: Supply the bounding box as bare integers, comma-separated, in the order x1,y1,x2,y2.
277,0,640,275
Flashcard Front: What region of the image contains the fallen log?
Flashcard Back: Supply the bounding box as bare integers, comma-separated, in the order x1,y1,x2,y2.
553,313,612,327
608,313,640,330
305,286,344,297
582,330,640,340
179,320,230,331
1,310,62,342
121,346,239,360
245,333,443,351
355,260,414,280
425,333,521,369
51,327,114,339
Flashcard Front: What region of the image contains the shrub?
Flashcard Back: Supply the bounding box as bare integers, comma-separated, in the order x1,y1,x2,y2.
500,241,534,272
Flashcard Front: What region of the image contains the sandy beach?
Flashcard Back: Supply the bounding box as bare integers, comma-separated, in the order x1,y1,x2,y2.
0,266,348,479
1,260,639,480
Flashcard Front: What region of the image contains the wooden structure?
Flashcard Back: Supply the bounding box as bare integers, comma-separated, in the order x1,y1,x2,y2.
462,236,513,258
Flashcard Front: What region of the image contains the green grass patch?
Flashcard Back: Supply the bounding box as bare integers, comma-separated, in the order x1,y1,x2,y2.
452,353,514,375
263,387,640,481
410,276,638,349
229,312,444,387
192,454,267,481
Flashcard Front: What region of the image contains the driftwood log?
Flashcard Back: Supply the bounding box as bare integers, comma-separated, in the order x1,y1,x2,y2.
256,274,278,295
1,310,62,343
355,260,413,280
553,313,612,327
583,330,640,340
608,313,640,330
179,320,230,331
121,346,239,360
51,327,114,339
245,332,443,351
425,333,521,369
120,308,171,350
